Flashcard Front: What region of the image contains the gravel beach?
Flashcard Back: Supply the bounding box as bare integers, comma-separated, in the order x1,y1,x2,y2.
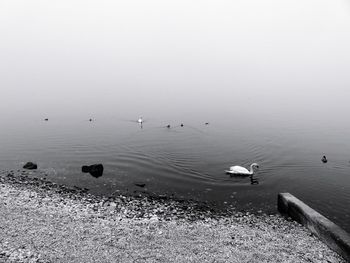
0,170,346,262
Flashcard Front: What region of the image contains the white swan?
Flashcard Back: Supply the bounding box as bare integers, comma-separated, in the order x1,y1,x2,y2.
225,163,259,175
137,117,143,123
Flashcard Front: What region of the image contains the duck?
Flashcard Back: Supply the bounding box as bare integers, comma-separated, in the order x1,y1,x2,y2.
166,124,171,128
180,123,184,127
225,163,259,175
137,117,143,124
322,155,327,163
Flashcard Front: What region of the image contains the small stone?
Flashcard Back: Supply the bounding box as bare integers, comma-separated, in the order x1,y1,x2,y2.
150,215,159,223
23,162,38,170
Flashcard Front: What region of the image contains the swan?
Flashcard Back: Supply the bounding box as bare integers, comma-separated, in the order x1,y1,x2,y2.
225,163,259,175
137,117,143,123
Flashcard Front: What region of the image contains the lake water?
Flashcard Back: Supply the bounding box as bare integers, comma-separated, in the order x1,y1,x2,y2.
1,0,350,239
1,105,350,232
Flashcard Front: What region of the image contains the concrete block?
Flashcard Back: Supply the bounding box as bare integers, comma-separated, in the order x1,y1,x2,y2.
278,193,350,262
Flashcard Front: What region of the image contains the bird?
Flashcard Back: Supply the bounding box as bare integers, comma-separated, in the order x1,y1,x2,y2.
180,123,184,127
137,117,143,124
44,118,48,121
166,124,171,128
225,163,259,175
322,155,328,163
205,122,209,125
89,118,93,122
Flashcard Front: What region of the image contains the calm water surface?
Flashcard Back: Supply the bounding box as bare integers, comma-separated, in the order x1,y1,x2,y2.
1,111,350,231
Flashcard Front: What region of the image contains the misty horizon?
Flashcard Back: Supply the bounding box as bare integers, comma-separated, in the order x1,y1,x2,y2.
1,0,350,122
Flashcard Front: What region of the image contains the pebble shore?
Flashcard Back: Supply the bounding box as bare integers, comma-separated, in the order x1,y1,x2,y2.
0,170,346,262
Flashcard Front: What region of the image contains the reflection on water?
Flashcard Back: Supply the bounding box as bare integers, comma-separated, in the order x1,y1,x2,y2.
0,113,349,232
250,175,259,185
228,173,259,185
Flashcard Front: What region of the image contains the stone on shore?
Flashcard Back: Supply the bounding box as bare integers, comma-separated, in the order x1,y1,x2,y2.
0,169,346,262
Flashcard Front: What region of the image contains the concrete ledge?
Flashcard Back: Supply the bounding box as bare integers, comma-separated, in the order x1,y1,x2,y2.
278,193,350,262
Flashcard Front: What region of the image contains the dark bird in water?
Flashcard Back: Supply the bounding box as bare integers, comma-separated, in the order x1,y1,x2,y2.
89,118,93,122
166,124,171,128
44,118,48,121
180,123,184,127
322,155,328,163
205,122,209,125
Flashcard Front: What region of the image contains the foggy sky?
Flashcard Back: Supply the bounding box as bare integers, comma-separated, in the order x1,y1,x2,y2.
1,0,350,119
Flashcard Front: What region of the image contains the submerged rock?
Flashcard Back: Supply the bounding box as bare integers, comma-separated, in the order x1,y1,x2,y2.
82,164,104,178
134,182,146,188
81,166,90,173
23,162,37,170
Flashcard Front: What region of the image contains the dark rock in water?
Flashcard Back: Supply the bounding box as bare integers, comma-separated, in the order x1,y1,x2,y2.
89,164,104,178
322,155,328,163
134,182,146,188
89,164,103,178
82,164,104,178
23,162,38,170
81,166,90,173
